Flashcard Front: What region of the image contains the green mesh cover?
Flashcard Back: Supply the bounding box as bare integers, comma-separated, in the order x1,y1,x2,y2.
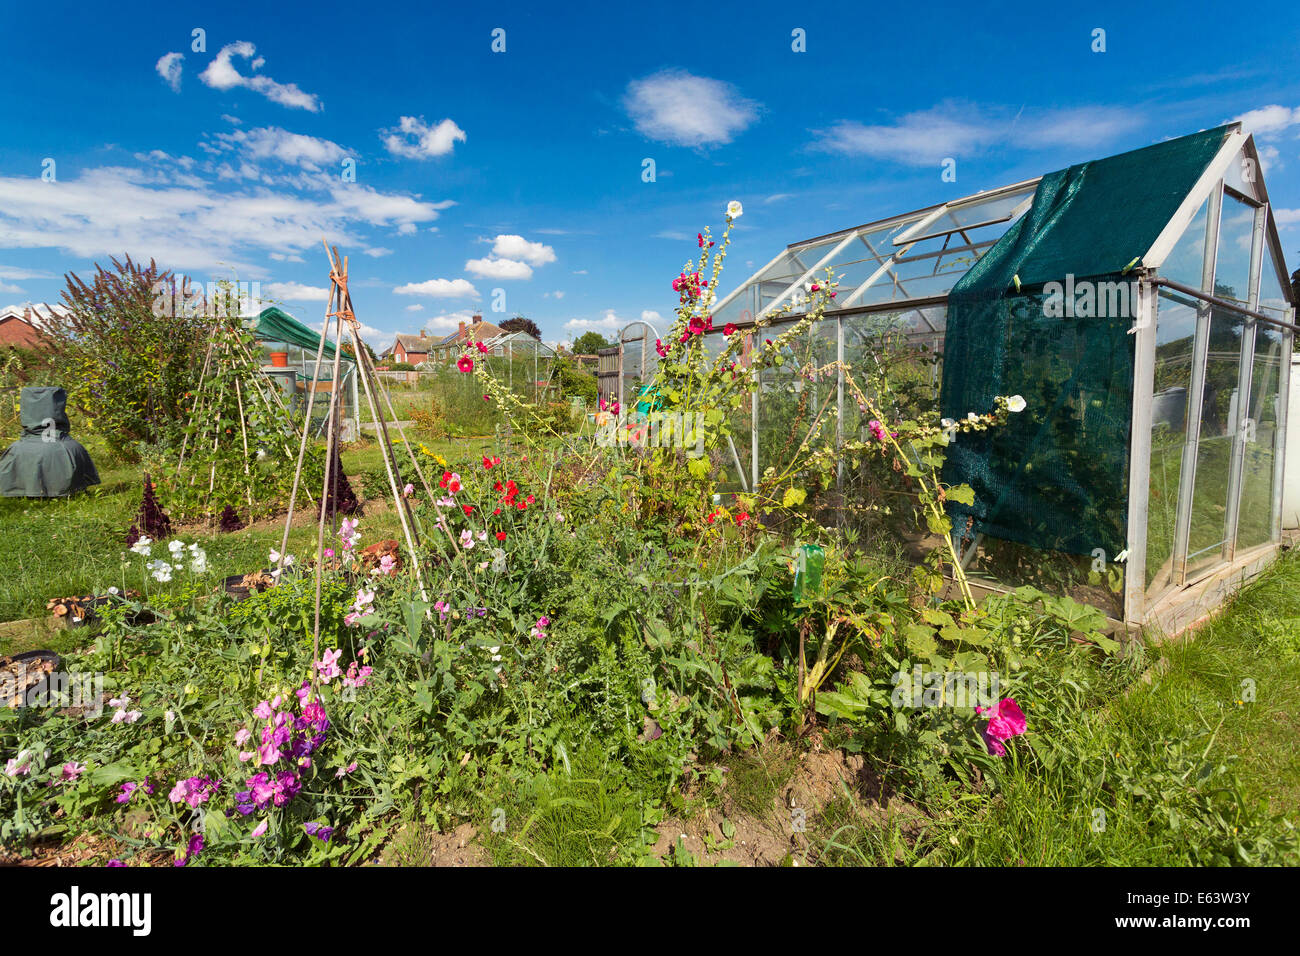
940,126,1232,557
251,307,344,359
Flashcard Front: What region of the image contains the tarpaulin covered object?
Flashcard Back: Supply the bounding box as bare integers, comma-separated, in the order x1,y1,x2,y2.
0,386,100,497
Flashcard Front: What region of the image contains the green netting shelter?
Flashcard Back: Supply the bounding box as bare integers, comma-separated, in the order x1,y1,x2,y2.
658,123,1297,633
249,306,359,439
0,386,100,497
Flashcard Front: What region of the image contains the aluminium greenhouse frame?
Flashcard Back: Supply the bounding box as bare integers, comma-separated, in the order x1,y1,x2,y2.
618,124,1297,634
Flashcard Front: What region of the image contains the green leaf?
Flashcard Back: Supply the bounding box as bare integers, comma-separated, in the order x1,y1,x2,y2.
903,623,939,658
782,487,807,508
946,484,976,506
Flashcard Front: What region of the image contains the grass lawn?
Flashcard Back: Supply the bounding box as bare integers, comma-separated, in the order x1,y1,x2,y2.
0,431,498,656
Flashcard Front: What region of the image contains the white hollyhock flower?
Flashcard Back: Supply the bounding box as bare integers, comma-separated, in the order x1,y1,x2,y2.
1006,395,1027,413
726,200,743,219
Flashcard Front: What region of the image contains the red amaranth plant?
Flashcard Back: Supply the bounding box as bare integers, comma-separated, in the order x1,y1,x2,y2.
218,504,245,533
319,445,360,519
125,473,172,546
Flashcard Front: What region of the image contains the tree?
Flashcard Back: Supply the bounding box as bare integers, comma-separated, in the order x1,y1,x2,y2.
499,315,542,339
46,256,208,457
341,340,377,363
572,331,611,355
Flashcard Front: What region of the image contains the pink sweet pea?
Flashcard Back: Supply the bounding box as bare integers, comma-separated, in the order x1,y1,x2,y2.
316,648,344,684
976,698,1027,756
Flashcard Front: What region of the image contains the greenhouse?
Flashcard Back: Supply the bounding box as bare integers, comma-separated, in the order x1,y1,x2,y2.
618,124,1297,634
250,306,360,440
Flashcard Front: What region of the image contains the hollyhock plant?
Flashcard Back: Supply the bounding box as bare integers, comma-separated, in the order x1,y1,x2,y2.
976,698,1027,756
457,354,474,373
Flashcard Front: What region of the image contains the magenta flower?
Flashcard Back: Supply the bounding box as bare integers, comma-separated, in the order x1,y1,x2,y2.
976,698,1027,756
867,419,888,442
168,775,220,809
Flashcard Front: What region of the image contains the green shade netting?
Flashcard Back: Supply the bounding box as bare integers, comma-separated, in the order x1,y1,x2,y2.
0,386,100,497
939,126,1232,557
251,306,350,362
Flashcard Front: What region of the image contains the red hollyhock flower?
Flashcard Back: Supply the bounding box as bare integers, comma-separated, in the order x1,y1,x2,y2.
723,323,737,336
456,355,474,373
476,341,489,354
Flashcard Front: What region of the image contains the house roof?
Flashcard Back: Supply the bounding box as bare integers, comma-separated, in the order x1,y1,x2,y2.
0,305,61,348
433,320,505,348
393,333,434,352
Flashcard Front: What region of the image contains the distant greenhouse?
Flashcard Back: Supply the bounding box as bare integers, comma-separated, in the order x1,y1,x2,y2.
617,124,1297,635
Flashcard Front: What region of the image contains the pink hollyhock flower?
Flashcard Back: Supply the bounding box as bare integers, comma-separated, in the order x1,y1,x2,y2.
976,698,1027,756
476,341,489,354
457,354,474,373
868,420,888,442
688,315,706,336
655,339,668,357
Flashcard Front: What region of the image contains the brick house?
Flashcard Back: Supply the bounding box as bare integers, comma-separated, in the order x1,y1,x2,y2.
430,314,505,362
386,332,433,365
0,305,56,349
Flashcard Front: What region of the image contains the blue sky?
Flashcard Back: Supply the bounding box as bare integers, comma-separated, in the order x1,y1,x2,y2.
1,0,1298,348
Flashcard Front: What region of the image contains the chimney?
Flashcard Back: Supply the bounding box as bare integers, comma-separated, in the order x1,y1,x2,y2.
472,313,482,325
419,330,427,340
458,321,467,336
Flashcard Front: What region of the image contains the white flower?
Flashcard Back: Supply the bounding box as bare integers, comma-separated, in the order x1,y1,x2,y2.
189,552,207,574
726,200,744,219
256,448,268,461
107,586,119,595
491,548,507,573
1006,394,1026,413
168,540,185,556
129,537,153,557
109,694,131,709
269,549,294,567
459,529,475,550
147,559,173,583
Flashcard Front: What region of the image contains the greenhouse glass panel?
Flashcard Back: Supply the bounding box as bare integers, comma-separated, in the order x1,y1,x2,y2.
1185,307,1247,576
895,188,1034,244
1147,290,1198,593
1257,253,1291,320
1214,194,1257,304
1236,322,1284,550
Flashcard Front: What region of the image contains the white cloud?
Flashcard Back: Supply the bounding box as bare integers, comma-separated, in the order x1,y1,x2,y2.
812,102,1142,166
0,165,451,273
199,41,321,112
465,257,532,280
0,281,22,294
641,310,662,323
654,230,690,241
212,126,348,172
364,247,392,258
404,303,423,311
156,53,184,92
1231,105,1300,137
270,252,305,263
542,290,565,299
221,114,242,126
0,266,54,281
564,309,625,333
423,310,478,333
1273,208,1300,228
625,70,759,147
382,116,466,159
392,278,479,298
489,234,556,266
264,281,330,302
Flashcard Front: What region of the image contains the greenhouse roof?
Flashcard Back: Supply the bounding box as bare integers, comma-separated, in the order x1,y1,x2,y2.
250,306,352,361
710,124,1295,331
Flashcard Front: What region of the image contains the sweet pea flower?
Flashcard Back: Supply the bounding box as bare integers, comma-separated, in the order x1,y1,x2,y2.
316,648,344,684
4,751,33,777
976,698,1027,756
402,483,415,497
